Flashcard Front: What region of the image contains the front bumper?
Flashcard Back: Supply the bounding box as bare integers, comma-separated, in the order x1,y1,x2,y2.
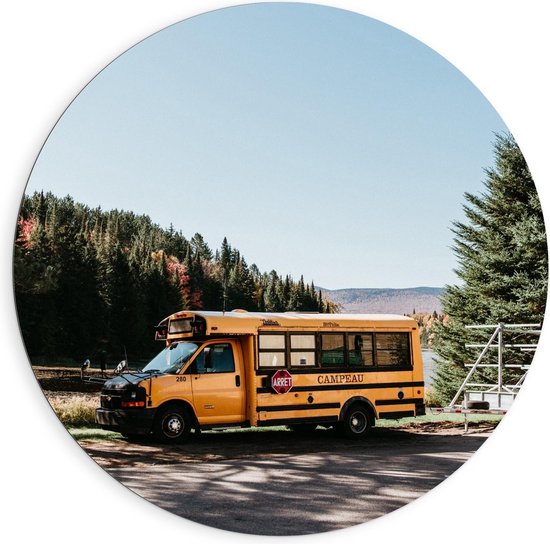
96,407,156,435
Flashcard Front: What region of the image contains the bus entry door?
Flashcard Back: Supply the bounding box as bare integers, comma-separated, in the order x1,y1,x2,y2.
188,342,245,424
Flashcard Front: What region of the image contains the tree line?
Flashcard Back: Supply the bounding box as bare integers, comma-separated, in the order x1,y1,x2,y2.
14,192,336,362
408,311,448,348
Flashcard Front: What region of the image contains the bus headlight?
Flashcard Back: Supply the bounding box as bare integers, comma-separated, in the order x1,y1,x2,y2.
120,386,147,408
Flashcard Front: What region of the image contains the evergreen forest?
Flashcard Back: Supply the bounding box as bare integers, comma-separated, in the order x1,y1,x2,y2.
14,192,336,363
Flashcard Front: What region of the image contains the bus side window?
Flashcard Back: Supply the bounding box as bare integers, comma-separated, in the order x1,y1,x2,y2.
190,344,235,373
320,334,345,367
376,333,411,366
348,333,374,366
209,344,235,373
258,333,286,368
290,334,316,367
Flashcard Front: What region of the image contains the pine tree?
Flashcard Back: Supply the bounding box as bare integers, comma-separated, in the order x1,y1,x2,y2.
264,271,282,311
183,245,203,309
432,134,547,404
14,210,59,356
226,256,257,311
190,232,213,261
219,237,232,276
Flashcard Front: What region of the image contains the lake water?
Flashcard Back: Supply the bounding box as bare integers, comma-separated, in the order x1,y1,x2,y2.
422,349,436,387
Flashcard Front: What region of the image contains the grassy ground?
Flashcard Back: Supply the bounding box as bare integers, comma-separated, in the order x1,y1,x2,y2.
377,411,502,428
46,392,98,427
69,428,123,440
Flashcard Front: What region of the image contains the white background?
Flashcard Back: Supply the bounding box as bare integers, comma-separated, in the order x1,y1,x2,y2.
2,2,549,543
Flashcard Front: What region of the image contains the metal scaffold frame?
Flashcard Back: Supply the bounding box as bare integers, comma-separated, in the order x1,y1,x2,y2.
447,322,540,412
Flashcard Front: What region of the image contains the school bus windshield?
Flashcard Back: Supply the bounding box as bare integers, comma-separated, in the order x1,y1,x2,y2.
142,341,201,374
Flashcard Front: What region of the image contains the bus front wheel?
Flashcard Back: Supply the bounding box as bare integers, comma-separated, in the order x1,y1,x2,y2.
339,404,372,439
154,405,193,443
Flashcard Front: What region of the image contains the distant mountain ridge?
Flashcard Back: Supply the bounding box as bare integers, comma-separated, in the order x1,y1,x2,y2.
321,286,443,315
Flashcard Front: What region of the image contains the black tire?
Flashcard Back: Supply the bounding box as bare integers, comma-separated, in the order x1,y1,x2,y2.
466,400,490,410
153,405,193,443
339,404,372,439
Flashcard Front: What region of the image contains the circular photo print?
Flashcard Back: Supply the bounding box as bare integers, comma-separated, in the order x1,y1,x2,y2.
13,2,546,537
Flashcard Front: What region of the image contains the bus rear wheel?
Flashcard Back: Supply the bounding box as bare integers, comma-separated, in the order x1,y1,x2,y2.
153,405,192,443
339,404,372,439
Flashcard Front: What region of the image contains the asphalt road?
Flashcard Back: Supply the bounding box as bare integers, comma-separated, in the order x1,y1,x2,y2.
81,426,492,536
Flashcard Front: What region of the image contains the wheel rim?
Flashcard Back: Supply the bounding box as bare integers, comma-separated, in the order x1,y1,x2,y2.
349,410,368,434
162,413,184,438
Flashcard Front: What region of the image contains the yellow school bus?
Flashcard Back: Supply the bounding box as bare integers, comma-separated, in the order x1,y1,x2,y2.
96,310,425,442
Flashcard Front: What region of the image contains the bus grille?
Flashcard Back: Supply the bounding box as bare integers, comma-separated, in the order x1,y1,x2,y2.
100,392,123,409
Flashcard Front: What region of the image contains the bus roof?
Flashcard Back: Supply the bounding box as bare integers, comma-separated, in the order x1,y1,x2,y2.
163,310,417,336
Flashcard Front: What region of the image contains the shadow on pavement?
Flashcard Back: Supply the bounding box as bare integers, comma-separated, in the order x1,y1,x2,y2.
81,427,490,535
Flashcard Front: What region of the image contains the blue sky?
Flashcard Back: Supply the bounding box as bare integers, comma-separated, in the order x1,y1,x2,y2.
26,2,508,289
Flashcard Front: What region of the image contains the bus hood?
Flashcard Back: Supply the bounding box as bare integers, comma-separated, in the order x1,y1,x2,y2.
102,373,150,390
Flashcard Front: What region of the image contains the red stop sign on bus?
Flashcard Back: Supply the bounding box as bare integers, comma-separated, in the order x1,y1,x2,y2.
271,369,293,394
